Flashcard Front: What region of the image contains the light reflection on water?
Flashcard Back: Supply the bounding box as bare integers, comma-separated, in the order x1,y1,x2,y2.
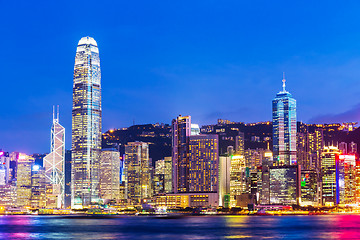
0,215,359,239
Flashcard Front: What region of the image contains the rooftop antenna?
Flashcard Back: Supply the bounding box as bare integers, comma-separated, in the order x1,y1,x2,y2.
57,105,59,121
282,72,286,92
52,105,55,120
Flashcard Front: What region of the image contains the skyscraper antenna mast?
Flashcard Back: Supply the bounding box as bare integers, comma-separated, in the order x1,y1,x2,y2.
282,72,286,92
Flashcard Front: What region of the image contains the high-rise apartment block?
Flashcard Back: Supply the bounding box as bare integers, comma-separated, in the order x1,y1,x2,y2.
71,37,102,208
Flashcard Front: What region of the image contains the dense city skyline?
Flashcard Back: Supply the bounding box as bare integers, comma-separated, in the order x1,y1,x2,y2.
3,1,360,154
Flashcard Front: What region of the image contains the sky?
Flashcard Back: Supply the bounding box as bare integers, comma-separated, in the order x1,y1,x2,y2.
1,0,360,154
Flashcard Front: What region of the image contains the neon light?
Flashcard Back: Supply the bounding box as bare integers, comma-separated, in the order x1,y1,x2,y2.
339,154,356,161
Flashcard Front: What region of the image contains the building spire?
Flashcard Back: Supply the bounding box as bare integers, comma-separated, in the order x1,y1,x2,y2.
282,72,286,92
53,105,55,121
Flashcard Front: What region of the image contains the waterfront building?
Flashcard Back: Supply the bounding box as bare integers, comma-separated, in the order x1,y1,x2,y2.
124,142,151,205
163,157,172,193
99,149,120,204
321,146,340,206
269,165,300,205
300,170,319,206
0,184,16,208
16,154,34,207
43,106,65,208
155,192,219,208
272,74,297,165
339,154,357,204
218,156,231,207
71,36,102,208
356,159,360,204
258,147,273,205
319,146,357,206
154,157,172,194
64,150,72,209
188,134,218,192
229,154,247,207
0,151,10,185
172,115,191,193
30,165,46,208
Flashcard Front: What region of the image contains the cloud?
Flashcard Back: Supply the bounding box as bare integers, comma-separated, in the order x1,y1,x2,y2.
308,103,360,124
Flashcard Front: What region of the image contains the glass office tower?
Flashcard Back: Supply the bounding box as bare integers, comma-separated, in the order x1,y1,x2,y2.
71,36,102,208
272,75,297,165
43,106,65,208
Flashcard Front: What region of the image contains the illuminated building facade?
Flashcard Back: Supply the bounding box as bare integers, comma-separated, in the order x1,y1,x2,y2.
269,165,300,205
258,147,273,205
154,157,172,194
300,170,318,206
124,142,151,205
71,36,102,208
188,134,218,192
218,156,231,207
0,184,16,208
245,148,264,170
99,149,120,203
229,154,247,207
356,159,360,204
0,151,10,185
321,146,340,206
235,132,244,155
272,75,297,165
30,166,46,208
43,106,65,208
319,147,357,206
172,115,191,193
16,154,34,207
297,123,323,187
339,154,357,204
155,192,219,208
163,157,172,193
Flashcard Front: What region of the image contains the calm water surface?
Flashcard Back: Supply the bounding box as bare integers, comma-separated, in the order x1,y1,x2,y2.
0,215,359,239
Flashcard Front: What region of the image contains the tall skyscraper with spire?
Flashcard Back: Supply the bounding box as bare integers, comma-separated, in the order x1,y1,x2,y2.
272,74,297,165
71,36,102,208
43,106,65,208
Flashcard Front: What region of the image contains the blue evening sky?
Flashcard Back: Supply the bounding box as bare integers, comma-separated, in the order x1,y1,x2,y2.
1,1,360,154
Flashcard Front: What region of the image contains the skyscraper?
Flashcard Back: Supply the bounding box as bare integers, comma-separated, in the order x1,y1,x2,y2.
272,74,297,165
172,115,191,193
124,142,152,205
43,106,65,208
188,134,218,192
71,36,102,208
99,149,120,203
16,154,34,207
321,146,340,206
